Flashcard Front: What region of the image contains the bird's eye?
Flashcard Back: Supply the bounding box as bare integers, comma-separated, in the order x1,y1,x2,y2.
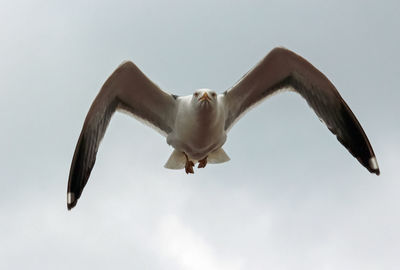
211,92,216,97
194,92,199,97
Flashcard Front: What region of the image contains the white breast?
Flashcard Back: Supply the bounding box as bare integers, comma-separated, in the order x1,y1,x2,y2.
166,95,227,160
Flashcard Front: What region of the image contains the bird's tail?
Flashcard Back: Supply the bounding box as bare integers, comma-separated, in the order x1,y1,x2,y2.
164,150,186,169
207,148,230,164
164,148,231,170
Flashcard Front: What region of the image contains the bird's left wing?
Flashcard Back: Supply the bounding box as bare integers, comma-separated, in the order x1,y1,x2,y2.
224,47,379,175
67,61,177,210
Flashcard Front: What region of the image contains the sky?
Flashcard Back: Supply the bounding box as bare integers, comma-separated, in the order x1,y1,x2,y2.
1,0,399,269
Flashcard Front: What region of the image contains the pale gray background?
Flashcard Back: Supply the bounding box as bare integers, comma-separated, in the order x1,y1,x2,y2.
1,0,399,269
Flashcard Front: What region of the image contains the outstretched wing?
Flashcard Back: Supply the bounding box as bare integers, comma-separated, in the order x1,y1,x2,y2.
224,47,379,175
67,61,177,210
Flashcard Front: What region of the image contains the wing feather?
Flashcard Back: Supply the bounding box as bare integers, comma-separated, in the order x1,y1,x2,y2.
67,61,177,209
224,47,379,175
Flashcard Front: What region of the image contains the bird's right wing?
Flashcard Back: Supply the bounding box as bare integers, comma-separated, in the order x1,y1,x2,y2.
67,61,177,210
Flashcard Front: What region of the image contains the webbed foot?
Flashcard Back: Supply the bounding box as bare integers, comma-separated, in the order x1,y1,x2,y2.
198,156,208,168
183,152,195,174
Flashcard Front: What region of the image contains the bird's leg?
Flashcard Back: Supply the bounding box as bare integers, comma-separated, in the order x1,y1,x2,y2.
198,156,208,168
183,152,194,174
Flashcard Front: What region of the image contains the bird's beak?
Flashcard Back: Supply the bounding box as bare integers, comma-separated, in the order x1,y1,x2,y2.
199,92,211,102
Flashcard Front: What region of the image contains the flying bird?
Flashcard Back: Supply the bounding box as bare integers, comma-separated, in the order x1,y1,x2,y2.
67,47,380,210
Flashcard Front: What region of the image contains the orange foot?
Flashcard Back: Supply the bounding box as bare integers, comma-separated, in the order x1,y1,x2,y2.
198,156,208,168
184,152,194,174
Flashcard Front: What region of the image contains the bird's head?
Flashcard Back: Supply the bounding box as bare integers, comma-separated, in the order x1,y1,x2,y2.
191,89,218,110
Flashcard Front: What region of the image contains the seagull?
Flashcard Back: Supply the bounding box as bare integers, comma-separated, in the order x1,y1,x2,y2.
67,47,380,210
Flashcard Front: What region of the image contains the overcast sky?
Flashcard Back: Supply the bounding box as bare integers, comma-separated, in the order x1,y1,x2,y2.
1,0,399,269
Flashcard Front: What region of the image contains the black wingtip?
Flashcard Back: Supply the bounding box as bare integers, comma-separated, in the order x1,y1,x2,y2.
368,156,380,176
67,192,77,210
368,166,380,176
67,202,77,211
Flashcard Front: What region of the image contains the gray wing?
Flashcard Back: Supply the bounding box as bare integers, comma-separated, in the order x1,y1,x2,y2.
224,47,379,175
67,61,177,210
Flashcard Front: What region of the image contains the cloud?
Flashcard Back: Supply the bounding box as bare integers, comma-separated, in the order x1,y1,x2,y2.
155,215,244,270
1,0,399,269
